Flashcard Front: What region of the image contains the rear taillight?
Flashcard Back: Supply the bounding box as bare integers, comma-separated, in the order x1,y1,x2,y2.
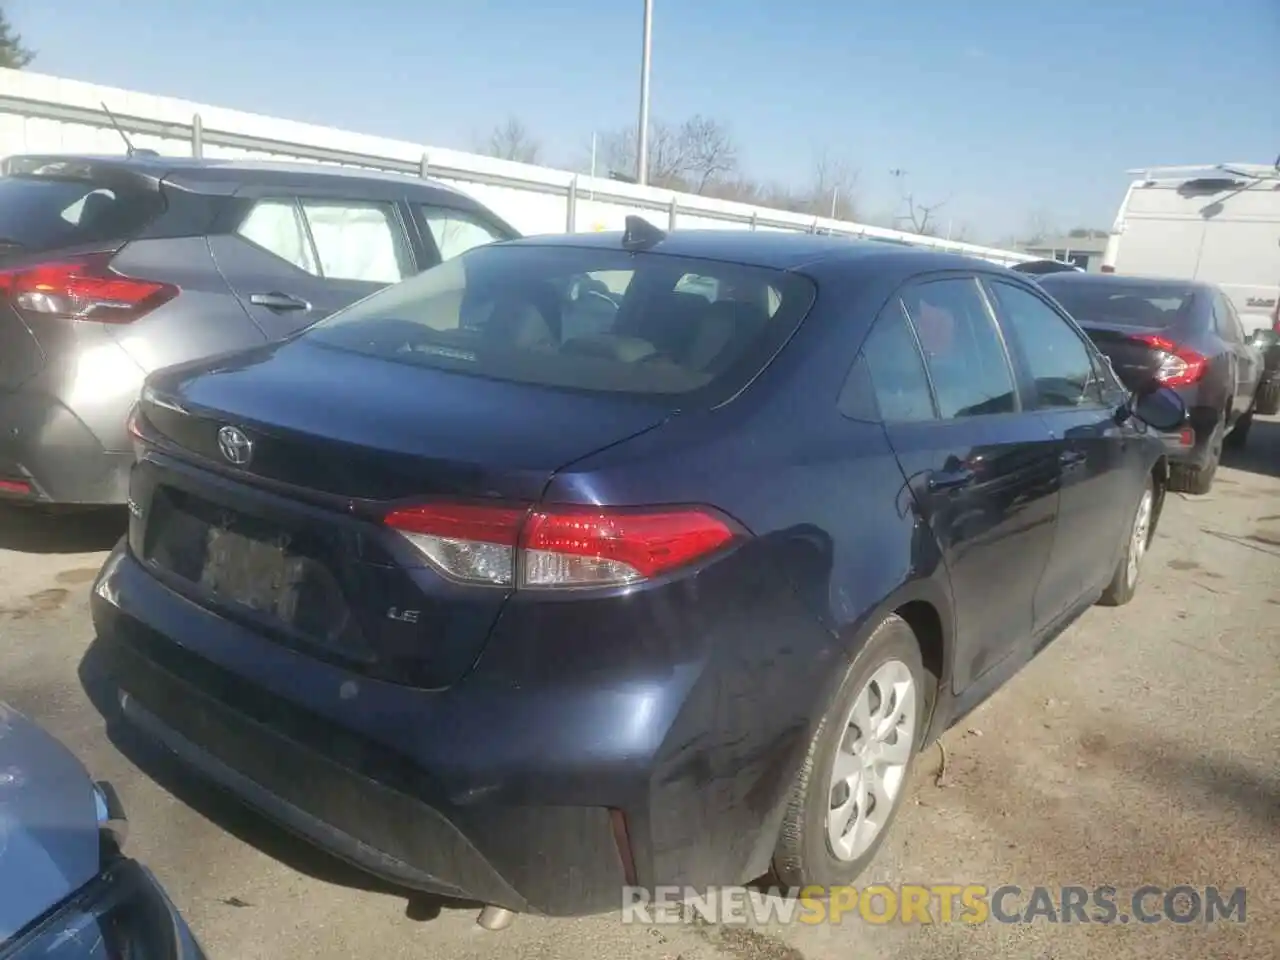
0,478,32,496
383,502,741,588
0,253,178,324
1130,334,1207,388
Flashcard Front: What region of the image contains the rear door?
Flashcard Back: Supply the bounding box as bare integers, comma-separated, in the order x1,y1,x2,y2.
864,275,1061,694
210,191,418,340
985,278,1139,614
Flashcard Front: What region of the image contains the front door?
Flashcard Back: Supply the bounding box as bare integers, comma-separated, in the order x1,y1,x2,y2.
870,277,1062,694
984,278,1144,621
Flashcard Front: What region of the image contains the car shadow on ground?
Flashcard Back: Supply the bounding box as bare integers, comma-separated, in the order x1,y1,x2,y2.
0,505,128,554
1223,416,1280,480
76,637,480,925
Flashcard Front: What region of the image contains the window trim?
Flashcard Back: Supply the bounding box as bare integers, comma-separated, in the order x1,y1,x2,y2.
982,276,1112,413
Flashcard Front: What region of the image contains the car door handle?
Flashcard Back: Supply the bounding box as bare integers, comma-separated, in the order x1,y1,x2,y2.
249,292,311,311
1060,450,1087,468
928,467,975,492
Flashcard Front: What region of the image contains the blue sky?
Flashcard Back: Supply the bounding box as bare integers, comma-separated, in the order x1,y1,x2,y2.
11,0,1279,240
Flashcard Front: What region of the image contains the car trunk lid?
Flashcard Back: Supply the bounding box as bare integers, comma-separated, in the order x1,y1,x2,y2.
133,338,672,688
1078,319,1181,391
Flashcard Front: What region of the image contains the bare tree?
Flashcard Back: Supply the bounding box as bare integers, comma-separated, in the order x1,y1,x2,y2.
480,117,542,165
680,115,739,193
804,149,859,220
887,169,949,236
595,115,739,192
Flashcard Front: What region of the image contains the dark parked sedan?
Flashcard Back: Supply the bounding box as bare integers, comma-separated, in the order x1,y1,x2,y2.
1036,272,1263,494
0,701,206,959
90,222,1185,926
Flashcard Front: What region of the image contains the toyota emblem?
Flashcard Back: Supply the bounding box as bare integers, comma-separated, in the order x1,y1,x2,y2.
217,426,253,466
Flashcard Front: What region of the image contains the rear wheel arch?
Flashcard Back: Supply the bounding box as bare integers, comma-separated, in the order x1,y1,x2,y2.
830,579,953,747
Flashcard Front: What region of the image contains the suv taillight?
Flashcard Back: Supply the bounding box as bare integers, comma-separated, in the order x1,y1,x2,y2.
383,502,741,588
1130,333,1207,388
0,253,178,324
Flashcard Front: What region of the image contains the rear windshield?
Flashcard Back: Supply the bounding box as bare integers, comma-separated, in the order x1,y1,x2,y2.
0,173,163,260
1039,278,1196,329
301,242,817,401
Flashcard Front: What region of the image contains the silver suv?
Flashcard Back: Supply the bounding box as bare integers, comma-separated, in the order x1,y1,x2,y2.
0,153,518,506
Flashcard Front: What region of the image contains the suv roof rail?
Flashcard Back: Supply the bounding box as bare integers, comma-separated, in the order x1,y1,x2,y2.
1126,162,1280,182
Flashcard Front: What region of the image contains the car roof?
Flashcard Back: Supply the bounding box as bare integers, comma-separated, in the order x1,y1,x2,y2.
507,228,997,274
6,152,474,201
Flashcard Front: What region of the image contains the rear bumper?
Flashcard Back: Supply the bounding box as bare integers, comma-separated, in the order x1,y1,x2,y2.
0,389,132,504
90,541,831,915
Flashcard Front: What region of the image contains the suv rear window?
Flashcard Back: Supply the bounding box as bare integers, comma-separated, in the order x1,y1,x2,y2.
1039,278,1196,330
302,242,817,401
0,172,163,260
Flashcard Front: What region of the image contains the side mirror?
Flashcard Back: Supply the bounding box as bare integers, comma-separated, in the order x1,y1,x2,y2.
1129,384,1187,432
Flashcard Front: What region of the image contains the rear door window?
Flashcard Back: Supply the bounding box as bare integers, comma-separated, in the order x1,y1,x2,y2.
901,277,1018,419
0,173,163,258
300,242,816,404
301,200,412,283
236,197,413,284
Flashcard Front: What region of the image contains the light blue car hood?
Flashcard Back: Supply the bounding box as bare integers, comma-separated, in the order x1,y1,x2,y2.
0,702,100,943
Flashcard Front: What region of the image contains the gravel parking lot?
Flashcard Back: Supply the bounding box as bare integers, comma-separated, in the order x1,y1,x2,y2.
2,420,1278,960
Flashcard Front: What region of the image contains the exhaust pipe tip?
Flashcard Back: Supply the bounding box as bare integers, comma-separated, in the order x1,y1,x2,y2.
476,906,516,931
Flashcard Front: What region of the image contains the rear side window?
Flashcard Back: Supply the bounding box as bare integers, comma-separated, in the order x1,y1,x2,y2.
0,174,163,258
902,278,1017,419
301,243,816,402
856,299,935,421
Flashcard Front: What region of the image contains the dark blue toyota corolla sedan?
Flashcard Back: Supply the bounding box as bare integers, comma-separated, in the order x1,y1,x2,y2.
90,221,1185,925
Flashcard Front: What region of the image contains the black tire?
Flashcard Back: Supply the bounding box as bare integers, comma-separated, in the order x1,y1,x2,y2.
1224,408,1253,449
1098,475,1155,607
1255,380,1280,417
1168,415,1223,495
771,614,926,890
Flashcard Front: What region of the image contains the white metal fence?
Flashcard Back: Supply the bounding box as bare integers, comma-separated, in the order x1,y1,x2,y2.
0,68,1032,266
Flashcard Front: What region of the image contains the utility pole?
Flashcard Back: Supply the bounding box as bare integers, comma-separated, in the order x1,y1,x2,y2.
637,0,653,185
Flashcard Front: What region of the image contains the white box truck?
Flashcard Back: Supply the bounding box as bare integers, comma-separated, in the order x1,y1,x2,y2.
1101,162,1280,337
